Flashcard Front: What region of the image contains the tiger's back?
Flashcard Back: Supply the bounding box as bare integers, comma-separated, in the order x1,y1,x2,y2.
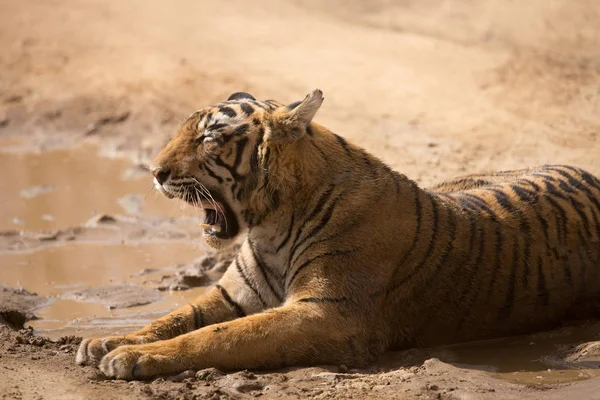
396,165,600,346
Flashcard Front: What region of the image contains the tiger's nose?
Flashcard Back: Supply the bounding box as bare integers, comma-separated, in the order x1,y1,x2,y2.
153,168,171,185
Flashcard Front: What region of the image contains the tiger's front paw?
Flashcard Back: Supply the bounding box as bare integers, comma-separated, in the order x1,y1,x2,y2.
76,336,146,366
99,345,164,380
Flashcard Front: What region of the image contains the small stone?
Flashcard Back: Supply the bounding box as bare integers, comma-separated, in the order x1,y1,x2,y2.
239,370,256,380
88,370,109,381
338,364,348,373
196,367,224,381
84,214,117,227
199,256,217,268
166,370,196,382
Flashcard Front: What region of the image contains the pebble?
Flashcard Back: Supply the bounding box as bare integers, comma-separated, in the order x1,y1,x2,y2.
196,367,224,381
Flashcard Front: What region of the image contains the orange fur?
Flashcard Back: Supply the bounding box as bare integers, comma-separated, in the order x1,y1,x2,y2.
77,90,600,380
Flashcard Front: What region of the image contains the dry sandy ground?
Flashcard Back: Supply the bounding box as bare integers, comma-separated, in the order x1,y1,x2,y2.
1,0,600,399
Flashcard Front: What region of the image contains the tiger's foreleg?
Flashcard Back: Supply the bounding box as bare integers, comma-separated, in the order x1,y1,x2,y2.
98,302,362,380
76,265,264,366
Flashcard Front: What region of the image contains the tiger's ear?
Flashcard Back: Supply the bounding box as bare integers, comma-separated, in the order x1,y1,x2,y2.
227,92,256,101
266,89,324,143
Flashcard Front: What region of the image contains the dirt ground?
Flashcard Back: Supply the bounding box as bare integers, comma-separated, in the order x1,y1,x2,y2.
1,0,600,398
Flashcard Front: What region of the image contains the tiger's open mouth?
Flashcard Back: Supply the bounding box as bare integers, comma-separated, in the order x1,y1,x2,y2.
188,191,239,240
200,203,226,235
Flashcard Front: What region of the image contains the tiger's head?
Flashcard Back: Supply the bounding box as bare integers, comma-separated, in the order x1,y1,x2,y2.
151,89,324,248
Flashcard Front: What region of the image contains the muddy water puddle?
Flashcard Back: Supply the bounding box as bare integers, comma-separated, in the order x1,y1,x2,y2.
0,242,202,296
0,142,198,230
0,140,213,339
434,324,600,385
0,241,210,340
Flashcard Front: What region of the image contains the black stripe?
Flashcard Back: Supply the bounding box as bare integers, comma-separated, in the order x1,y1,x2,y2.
291,214,367,269
276,213,295,252
232,137,249,173
551,167,600,240
456,219,489,331
218,106,237,118
216,284,246,317
250,100,267,110
511,183,538,203
190,304,204,330
333,133,353,156
409,210,461,336
544,193,568,247
547,168,597,237
489,189,529,230
287,183,337,267
548,167,600,211
457,195,485,213
289,191,345,267
361,150,377,178
460,193,499,220
298,297,347,303
236,256,268,308
536,256,549,308
392,183,422,278
521,180,550,242
287,248,359,290
248,238,283,302
240,103,255,116
201,163,224,184
485,223,505,300
232,124,249,136
575,229,588,290
208,122,228,131
387,195,440,294
579,169,600,191
390,171,403,196
214,154,242,180
309,138,328,159
498,236,520,319
264,100,279,109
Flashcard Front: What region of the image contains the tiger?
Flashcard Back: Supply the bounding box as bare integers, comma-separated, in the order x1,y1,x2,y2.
76,89,600,380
